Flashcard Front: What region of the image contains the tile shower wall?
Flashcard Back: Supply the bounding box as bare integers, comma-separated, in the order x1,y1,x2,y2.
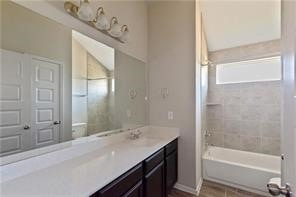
87,53,120,135
206,65,281,155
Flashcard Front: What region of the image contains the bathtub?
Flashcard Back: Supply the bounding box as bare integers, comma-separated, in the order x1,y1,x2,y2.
203,146,281,196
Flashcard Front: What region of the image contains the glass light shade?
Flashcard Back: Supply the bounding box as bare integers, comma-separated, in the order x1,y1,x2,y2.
120,28,129,42
109,18,122,38
95,12,109,30
77,1,94,21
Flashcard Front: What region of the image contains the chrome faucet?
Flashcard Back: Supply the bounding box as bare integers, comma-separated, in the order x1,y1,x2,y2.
204,131,212,150
129,129,142,140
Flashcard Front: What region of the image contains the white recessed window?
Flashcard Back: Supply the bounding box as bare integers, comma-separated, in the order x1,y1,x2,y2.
216,56,282,84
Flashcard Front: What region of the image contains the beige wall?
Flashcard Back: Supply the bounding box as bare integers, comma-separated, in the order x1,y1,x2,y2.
0,1,72,142
12,0,148,63
148,1,197,189
200,1,281,51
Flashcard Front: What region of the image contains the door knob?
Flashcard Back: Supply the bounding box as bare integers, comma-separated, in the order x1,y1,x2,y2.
53,121,61,125
23,125,30,130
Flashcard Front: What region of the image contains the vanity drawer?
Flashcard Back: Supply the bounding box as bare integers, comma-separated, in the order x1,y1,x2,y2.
123,180,143,197
165,139,177,156
93,163,143,197
144,149,164,174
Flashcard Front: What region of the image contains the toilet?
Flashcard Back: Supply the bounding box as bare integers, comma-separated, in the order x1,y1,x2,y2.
72,123,87,139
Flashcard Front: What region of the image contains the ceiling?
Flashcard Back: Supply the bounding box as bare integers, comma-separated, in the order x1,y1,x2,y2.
72,30,115,70
200,0,281,52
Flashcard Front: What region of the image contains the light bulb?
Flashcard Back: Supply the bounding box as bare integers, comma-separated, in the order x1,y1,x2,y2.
120,25,129,42
109,17,122,38
77,0,94,21
94,7,109,30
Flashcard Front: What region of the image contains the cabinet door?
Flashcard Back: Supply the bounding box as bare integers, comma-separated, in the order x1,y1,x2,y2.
144,161,165,197
166,151,177,192
123,181,143,197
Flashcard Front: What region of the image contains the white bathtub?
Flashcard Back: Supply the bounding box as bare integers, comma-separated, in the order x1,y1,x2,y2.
203,146,281,196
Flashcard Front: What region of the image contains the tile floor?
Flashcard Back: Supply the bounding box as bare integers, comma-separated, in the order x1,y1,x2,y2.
168,180,265,197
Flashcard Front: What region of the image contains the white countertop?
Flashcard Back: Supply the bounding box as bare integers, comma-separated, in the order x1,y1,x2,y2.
0,126,179,197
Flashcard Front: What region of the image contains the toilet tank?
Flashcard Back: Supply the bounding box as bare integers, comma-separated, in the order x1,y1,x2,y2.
72,123,87,139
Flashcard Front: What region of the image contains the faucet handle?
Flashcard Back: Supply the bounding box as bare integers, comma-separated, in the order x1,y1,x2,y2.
129,129,142,139
129,130,137,139
136,129,142,135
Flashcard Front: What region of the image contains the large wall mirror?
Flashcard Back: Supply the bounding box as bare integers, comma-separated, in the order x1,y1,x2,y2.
72,30,148,139
0,1,148,158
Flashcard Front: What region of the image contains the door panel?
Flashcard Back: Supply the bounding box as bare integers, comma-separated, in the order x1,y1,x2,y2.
0,49,31,156
31,57,60,148
37,88,54,102
0,84,21,101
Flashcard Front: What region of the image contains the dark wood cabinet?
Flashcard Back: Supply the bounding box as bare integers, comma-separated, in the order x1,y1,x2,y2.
91,164,143,197
144,149,164,174
165,150,177,192
90,139,178,197
165,140,177,156
144,162,165,197
165,139,178,195
123,181,143,197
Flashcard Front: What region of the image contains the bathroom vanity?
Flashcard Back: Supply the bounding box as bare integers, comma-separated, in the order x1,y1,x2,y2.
92,139,177,197
0,126,179,197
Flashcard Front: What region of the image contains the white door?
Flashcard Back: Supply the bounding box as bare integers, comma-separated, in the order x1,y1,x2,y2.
30,57,61,148
0,49,62,155
281,0,296,196
0,49,31,156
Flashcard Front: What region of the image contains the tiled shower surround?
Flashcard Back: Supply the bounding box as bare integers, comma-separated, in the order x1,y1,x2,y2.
87,53,120,135
206,66,281,156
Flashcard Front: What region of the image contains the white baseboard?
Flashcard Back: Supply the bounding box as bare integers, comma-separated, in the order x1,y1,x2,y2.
174,183,197,195
174,178,203,196
196,178,203,195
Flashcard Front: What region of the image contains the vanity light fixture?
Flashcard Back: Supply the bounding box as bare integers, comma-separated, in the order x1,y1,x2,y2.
77,0,94,21
94,7,109,30
120,25,129,42
64,1,129,43
109,17,122,38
